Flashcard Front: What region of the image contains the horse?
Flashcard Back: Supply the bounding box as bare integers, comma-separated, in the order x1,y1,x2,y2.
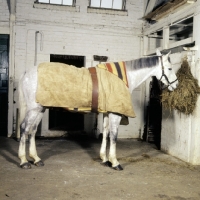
17,49,178,170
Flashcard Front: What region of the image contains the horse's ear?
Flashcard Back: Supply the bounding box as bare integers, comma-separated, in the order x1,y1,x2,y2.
156,49,162,56
166,51,171,57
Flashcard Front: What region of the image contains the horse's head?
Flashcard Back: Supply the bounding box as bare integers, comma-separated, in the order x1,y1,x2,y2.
156,49,179,91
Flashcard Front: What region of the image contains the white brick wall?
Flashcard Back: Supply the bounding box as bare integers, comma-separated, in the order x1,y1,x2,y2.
12,0,144,138
0,0,10,31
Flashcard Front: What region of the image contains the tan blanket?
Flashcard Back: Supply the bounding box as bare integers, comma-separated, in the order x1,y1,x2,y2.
36,62,135,118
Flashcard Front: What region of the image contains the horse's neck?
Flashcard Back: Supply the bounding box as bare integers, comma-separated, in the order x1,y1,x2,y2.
126,63,159,92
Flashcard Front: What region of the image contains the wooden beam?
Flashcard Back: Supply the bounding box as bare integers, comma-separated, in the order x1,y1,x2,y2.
143,4,195,36
144,0,188,21
147,47,163,55
168,37,193,49
144,0,149,14
163,26,169,49
143,36,149,55
145,37,194,55
145,0,157,16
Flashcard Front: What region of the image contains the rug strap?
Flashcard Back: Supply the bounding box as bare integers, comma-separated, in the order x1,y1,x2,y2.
88,67,98,113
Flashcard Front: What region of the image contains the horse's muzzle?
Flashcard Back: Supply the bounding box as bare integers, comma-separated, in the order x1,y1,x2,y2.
168,80,179,91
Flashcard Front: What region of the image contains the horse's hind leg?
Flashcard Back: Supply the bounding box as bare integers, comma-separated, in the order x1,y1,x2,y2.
100,114,111,167
18,108,44,169
29,111,45,167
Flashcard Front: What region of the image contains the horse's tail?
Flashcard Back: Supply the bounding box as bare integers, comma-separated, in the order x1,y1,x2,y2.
16,73,27,139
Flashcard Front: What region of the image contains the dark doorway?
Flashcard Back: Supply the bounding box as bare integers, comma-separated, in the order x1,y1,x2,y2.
143,76,162,149
0,35,9,137
49,54,85,131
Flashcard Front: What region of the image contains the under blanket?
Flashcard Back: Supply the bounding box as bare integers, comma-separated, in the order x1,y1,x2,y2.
36,62,136,118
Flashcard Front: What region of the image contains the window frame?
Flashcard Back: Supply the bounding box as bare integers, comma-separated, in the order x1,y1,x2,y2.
35,0,76,6
89,0,126,10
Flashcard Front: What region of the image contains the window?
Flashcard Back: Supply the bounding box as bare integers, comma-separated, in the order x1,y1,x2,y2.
89,0,126,10
37,0,76,6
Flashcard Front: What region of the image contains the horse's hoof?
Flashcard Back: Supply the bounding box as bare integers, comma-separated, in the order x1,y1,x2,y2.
101,161,112,167
112,164,123,171
35,160,44,167
20,162,32,169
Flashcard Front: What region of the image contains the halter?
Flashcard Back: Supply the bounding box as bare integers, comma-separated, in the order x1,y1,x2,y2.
159,56,178,90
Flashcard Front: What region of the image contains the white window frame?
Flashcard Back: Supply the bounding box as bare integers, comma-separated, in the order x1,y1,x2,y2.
36,0,76,6
89,0,126,10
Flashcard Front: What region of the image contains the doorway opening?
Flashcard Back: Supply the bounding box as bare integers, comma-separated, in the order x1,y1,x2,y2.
143,76,162,149
49,54,85,131
0,35,9,137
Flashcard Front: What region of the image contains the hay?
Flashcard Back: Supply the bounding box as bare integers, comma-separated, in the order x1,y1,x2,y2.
161,58,200,115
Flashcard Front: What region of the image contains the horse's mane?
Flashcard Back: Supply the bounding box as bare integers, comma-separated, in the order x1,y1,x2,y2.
127,56,159,70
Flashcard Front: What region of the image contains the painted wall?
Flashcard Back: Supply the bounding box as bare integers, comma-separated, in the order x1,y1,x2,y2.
161,52,190,162
11,0,144,138
162,6,200,165
0,0,10,32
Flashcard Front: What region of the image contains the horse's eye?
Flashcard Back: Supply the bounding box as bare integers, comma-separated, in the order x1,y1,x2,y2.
168,68,172,70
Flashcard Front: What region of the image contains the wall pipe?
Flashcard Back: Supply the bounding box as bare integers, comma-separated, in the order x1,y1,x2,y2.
34,31,43,66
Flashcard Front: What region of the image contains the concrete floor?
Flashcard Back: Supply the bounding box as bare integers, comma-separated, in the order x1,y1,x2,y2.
0,133,200,200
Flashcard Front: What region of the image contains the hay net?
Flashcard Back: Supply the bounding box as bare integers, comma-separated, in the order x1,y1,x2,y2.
161,58,200,115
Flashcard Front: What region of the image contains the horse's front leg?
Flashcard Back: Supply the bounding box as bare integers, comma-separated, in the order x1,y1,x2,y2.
108,113,123,170
100,114,112,167
29,133,44,167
